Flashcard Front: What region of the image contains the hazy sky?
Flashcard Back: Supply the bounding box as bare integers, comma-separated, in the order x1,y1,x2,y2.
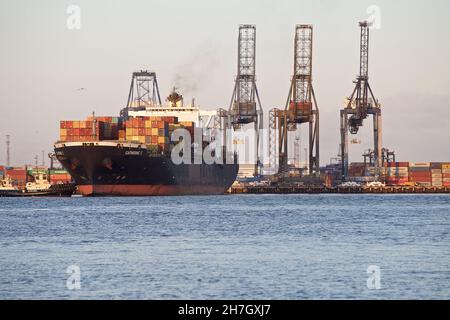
1,0,449,166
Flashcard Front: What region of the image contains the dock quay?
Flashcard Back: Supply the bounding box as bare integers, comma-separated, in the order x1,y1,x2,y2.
229,186,450,195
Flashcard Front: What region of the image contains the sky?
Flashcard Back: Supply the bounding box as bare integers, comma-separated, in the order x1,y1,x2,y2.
0,0,449,166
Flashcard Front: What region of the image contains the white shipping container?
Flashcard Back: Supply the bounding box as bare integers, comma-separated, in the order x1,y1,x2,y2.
416,182,432,187
442,169,450,174
388,173,409,178
443,178,450,183
431,169,442,174
432,174,443,178
409,162,430,168
366,167,386,172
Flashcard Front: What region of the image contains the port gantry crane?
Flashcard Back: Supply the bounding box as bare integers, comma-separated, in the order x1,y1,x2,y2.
363,148,396,167
340,21,382,180
121,70,162,118
226,25,264,176
269,25,320,176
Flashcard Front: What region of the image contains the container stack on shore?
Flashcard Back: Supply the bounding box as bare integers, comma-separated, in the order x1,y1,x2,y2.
348,163,366,177
409,162,431,187
430,163,443,187
48,170,72,184
29,168,72,184
334,162,450,187
0,166,72,187
385,162,409,186
3,168,27,188
442,164,450,187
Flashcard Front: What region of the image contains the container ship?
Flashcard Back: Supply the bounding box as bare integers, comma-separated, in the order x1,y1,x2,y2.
54,71,239,196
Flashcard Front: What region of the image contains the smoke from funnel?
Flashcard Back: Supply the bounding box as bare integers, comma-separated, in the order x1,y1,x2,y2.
173,42,220,95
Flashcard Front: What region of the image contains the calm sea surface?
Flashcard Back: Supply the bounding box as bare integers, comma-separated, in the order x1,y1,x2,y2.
0,194,449,299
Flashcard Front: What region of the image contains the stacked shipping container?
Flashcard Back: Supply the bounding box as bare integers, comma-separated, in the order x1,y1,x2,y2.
122,117,170,148
4,167,27,188
348,163,366,177
409,162,431,187
385,162,409,185
430,163,443,187
345,162,450,187
59,115,195,154
48,169,72,184
442,163,450,187
60,117,121,142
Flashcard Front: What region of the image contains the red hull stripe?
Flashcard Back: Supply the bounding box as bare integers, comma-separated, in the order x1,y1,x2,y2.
78,185,227,196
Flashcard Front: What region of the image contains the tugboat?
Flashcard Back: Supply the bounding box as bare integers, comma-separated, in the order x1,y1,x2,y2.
0,173,76,197
0,176,18,196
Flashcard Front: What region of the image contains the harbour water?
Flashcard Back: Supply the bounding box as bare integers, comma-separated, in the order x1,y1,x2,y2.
0,194,449,299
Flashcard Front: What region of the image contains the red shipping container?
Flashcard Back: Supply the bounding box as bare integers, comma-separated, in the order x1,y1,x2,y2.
161,116,177,124
6,169,26,175
410,178,432,183
387,162,409,167
409,172,431,178
6,172,27,182
443,174,450,179
50,174,71,183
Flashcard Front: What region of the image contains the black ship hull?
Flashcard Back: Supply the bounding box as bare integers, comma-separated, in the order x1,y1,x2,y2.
54,142,239,196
